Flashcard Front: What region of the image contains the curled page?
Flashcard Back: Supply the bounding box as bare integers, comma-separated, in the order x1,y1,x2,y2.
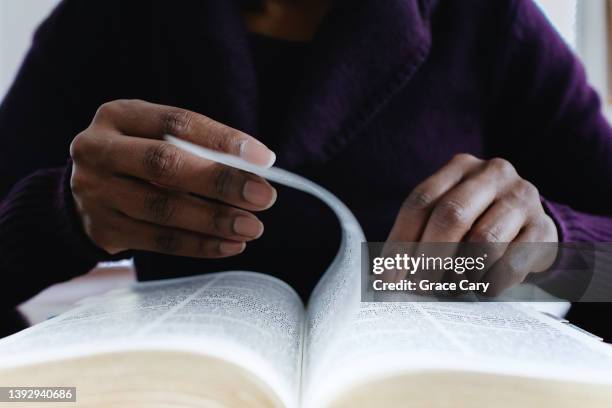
166,138,366,366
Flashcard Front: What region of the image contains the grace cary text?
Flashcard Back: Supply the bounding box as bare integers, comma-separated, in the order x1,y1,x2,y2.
372,279,490,293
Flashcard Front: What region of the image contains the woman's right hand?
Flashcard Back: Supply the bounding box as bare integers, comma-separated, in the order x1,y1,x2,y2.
69,99,277,258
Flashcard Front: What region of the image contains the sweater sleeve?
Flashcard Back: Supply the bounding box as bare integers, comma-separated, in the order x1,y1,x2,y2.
489,0,612,243
542,198,612,243
0,0,125,316
0,163,110,312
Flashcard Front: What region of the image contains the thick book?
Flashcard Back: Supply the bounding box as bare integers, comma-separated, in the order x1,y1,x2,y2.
1,140,612,407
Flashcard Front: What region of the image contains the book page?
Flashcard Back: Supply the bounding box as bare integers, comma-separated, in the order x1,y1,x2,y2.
0,272,304,407
166,137,367,400
306,301,612,407
299,200,364,399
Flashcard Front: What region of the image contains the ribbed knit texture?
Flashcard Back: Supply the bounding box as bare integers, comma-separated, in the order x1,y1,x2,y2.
0,163,108,313
543,199,612,243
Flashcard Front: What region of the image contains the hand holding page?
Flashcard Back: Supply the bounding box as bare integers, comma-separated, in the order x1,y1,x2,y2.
0,137,611,408
164,135,366,379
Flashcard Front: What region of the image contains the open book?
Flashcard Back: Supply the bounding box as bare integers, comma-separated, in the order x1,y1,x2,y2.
1,139,612,407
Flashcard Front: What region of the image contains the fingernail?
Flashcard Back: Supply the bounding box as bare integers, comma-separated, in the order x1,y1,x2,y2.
233,216,264,239
240,141,276,167
243,181,277,208
219,241,246,255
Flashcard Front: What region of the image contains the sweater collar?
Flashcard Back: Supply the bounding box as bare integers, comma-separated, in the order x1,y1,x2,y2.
276,0,435,168
155,0,434,168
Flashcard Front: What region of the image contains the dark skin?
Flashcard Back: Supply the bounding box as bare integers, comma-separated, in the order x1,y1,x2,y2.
71,0,557,295
244,0,331,41
385,154,557,296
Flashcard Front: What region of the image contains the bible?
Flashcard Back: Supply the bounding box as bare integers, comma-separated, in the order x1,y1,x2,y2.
1,138,612,407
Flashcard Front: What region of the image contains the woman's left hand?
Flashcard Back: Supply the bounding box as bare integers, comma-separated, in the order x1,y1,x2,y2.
386,154,558,296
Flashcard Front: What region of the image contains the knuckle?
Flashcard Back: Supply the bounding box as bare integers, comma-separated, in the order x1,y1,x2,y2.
432,199,469,229
403,187,435,211
514,179,540,201
94,102,113,119
69,168,89,195
154,231,181,253
487,157,515,177
523,180,540,199
124,98,144,105
212,166,236,197
69,132,92,162
95,100,123,121
452,153,478,164
142,143,183,183
163,109,193,136
144,191,176,224
71,129,117,169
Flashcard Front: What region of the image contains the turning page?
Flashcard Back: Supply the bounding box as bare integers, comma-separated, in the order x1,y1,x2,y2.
167,138,368,391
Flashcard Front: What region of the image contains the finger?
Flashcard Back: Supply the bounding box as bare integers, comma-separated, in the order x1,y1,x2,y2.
481,225,546,297
105,136,277,211
108,176,264,241
386,153,483,244
384,154,482,282
413,167,500,284
420,164,504,242
95,99,275,167
464,200,526,282
115,214,246,258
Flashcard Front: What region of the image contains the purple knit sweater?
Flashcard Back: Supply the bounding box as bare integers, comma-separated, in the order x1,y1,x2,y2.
1,0,612,326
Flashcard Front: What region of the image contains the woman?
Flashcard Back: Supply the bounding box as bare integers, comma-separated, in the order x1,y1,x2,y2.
1,0,611,337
